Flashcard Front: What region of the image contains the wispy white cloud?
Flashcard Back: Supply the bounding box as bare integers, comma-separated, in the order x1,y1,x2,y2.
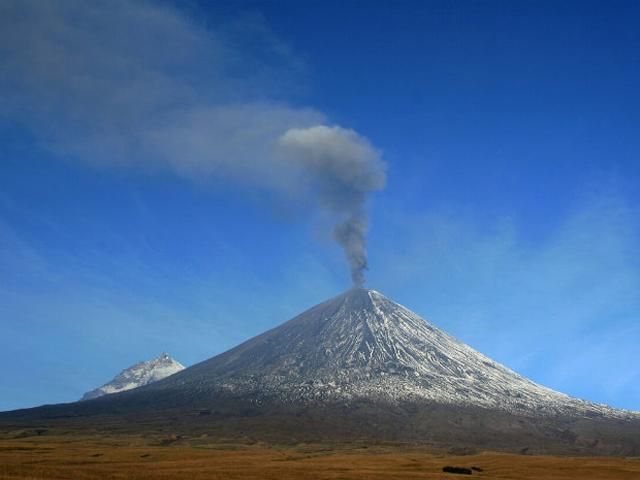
0,0,321,185
0,211,342,410
371,193,640,409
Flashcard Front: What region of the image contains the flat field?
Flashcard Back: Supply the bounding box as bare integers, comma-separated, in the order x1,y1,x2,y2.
1,434,639,480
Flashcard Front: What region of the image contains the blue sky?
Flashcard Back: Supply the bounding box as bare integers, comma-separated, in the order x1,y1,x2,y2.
1,0,639,411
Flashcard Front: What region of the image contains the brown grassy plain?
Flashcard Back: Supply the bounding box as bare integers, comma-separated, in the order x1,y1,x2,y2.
1,434,640,480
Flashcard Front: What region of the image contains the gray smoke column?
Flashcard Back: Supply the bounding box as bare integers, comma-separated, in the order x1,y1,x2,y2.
278,126,386,286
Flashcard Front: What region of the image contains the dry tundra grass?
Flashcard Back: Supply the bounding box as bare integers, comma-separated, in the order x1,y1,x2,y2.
1,434,639,480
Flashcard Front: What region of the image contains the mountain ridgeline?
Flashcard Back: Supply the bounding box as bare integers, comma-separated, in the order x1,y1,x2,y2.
81,353,184,401
2,289,639,455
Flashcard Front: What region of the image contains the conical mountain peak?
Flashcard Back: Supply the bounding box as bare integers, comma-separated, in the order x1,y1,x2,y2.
6,289,637,457
2,288,636,458
141,289,630,420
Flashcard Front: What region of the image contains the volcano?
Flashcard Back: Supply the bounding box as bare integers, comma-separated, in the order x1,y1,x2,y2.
2,288,639,455
121,288,631,417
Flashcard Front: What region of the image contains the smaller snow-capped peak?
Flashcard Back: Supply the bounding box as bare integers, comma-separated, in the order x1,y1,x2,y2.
81,353,184,401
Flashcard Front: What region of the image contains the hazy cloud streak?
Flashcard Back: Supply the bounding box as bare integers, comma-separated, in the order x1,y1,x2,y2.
372,195,640,408
0,0,385,282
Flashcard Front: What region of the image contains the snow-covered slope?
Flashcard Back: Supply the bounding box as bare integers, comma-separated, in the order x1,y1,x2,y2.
5,289,638,455
81,353,184,400
149,288,636,419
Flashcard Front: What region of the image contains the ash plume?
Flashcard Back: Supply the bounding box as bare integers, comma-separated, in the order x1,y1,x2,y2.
278,126,386,285
0,1,386,286
334,213,368,286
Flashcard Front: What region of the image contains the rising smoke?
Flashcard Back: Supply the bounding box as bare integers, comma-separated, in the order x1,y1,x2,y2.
0,0,386,286
277,126,385,285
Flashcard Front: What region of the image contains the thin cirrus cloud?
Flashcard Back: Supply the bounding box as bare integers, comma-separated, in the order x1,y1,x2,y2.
371,194,640,409
0,0,320,185
0,211,343,411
